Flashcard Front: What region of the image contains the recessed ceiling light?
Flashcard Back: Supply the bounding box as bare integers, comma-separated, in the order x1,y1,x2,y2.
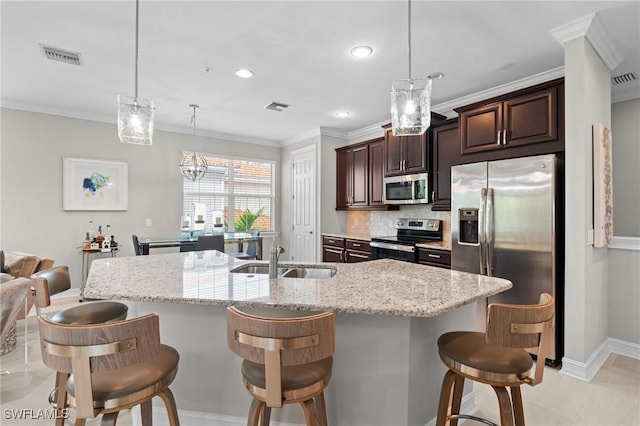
350,46,373,58
336,111,351,118
235,69,254,78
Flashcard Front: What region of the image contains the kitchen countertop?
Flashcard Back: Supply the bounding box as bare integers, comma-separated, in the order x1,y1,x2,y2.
322,232,372,241
84,251,511,318
415,240,452,251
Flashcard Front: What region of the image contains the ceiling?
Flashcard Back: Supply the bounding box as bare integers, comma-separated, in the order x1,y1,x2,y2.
1,1,639,146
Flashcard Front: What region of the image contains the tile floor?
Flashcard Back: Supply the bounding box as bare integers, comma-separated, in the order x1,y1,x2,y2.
1,292,639,426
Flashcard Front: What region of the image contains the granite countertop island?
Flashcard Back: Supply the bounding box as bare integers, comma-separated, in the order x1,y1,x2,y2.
83,250,509,317
83,251,511,426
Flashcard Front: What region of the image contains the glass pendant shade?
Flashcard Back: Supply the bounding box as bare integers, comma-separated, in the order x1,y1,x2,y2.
390,77,432,136
180,152,208,182
117,95,154,145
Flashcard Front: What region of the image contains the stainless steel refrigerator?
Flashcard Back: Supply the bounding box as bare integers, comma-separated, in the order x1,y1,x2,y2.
451,153,563,365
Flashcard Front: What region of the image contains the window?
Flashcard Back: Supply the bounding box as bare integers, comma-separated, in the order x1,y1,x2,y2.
182,154,274,232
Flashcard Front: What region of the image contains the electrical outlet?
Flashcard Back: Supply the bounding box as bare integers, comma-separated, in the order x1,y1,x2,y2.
145,219,152,227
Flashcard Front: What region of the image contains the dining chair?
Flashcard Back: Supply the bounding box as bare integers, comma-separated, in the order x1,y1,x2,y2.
227,306,335,425
435,293,555,426
228,232,260,260
38,313,180,426
131,234,142,256
195,234,225,252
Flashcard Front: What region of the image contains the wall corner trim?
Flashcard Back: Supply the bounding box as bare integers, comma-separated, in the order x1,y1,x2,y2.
560,338,640,382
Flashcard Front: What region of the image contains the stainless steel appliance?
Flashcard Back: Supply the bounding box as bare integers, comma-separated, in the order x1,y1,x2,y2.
370,218,442,262
383,173,430,204
451,153,563,365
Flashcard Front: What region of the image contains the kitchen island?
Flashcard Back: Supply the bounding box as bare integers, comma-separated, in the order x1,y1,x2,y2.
84,250,511,425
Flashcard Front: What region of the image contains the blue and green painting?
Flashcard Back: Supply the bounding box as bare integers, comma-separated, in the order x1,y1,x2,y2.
83,172,110,197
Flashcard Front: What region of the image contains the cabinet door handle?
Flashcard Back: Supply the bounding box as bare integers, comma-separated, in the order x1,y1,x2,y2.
432,191,435,201
428,254,441,258
502,129,508,145
497,131,501,145
352,243,360,247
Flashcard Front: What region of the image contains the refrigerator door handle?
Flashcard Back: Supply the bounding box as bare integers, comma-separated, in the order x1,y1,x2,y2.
479,188,487,275
486,187,494,276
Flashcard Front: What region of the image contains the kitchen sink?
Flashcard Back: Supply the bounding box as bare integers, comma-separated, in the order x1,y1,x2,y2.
230,265,287,275
281,267,337,279
230,264,336,279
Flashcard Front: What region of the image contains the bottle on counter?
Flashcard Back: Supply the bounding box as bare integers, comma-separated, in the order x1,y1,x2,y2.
87,220,95,240
110,235,118,248
83,232,91,250
97,225,105,248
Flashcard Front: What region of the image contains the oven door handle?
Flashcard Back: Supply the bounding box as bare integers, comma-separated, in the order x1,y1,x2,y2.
370,241,415,253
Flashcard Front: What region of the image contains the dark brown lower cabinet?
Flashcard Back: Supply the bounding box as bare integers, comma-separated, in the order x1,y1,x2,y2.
322,235,371,263
417,247,451,269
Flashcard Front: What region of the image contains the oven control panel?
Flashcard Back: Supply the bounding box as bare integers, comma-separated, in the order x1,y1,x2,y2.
394,218,441,231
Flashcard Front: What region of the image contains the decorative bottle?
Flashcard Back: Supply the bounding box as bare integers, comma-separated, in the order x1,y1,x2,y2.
97,225,105,248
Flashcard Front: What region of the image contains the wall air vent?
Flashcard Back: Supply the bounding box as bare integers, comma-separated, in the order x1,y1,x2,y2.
612,72,638,85
41,45,81,66
264,101,291,112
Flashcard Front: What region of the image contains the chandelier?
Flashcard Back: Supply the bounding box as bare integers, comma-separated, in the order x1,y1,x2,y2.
180,105,208,182
390,0,443,136
117,0,154,145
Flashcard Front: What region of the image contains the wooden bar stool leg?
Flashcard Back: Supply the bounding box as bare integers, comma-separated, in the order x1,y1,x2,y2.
492,386,515,426
260,406,271,426
510,386,525,426
247,399,263,426
300,399,320,425
315,392,328,426
157,388,180,426
53,372,69,426
140,399,152,426
449,373,465,426
436,369,458,426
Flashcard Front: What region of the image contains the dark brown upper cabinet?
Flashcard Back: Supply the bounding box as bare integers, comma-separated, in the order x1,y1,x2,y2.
455,78,564,163
336,138,398,211
429,118,459,211
382,112,446,177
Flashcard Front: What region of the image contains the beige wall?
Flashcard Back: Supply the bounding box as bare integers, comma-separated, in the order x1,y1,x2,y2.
0,108,280,287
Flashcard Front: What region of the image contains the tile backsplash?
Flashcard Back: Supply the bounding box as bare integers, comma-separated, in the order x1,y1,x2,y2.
346,206,451,241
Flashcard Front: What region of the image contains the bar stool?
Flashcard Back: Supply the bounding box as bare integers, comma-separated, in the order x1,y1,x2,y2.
38,313,180,426
31,265,129,424
435,293,554,426
227,306,335,426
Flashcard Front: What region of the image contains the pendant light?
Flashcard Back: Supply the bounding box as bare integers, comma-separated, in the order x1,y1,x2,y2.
390,0,443,136
117,0,154,145
180,105,208,182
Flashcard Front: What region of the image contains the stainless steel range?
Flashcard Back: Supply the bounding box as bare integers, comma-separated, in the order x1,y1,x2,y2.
370,218,443,262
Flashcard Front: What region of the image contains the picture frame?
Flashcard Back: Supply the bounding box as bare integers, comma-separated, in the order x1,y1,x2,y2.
592,123,613,248
63,158,128,211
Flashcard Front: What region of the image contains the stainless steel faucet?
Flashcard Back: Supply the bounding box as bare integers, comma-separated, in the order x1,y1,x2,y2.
269,245,285,278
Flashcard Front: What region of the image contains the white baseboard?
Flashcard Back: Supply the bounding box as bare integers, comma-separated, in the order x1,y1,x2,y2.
560,337,640,382
132,406,304,426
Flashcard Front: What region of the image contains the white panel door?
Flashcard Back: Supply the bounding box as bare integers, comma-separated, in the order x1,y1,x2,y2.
291,147,316,262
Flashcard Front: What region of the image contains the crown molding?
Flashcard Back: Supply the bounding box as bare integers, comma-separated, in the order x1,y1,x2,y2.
549,13,623,71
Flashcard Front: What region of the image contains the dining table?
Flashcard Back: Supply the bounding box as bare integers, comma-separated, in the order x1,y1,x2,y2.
137,232,262,258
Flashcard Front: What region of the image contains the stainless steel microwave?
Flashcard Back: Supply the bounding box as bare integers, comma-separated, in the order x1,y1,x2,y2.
383,173,430,204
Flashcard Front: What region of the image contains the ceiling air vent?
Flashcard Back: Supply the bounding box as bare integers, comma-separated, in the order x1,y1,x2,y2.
41,45,81,66
264,101,290,112
612,72,638,85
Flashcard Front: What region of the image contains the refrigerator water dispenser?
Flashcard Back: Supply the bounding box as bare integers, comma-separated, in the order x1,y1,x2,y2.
459,208,479,244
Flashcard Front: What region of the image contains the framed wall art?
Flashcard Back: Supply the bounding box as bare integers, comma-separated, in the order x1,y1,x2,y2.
63,158,128,211
592,123,613,248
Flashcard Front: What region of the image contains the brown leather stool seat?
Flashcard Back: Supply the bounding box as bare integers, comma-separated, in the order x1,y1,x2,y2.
242,357,333,393
227,306,335,426
49,301,128,325
38,314,180,426
436,293,555,426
